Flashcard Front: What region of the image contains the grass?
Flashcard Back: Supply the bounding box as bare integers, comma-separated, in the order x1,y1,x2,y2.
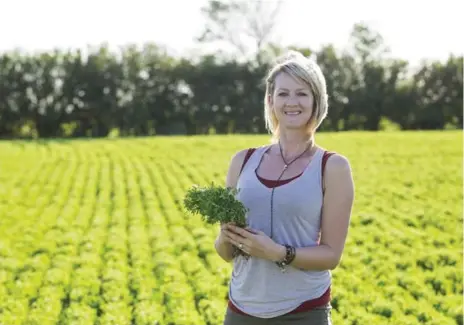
0,130,462,325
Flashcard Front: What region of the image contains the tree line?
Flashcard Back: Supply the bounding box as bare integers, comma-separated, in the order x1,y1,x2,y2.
0,23,462,139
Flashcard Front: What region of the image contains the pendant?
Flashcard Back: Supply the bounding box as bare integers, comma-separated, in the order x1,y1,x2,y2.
283,165,288,170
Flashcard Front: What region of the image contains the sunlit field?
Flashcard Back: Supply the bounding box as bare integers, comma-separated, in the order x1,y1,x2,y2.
0,130,461,325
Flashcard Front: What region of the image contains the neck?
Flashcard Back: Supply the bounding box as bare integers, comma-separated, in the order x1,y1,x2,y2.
277,130,315,158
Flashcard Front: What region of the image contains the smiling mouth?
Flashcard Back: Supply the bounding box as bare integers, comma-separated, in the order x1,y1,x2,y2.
285,111,302,115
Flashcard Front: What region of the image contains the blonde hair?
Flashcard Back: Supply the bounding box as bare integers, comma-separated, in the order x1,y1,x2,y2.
264,50,329,142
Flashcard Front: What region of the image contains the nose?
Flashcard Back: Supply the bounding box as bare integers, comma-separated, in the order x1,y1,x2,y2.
285,95,299,106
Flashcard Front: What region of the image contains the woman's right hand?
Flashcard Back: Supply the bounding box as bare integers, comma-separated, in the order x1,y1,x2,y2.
218,222,236,243
215,222,236,262
216,148,250,262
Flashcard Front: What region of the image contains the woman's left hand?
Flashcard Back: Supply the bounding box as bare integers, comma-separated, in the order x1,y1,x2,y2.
222,224,285,262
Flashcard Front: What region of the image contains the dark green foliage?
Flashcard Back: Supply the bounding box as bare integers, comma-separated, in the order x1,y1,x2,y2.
183,183,248,228
0,22,462,139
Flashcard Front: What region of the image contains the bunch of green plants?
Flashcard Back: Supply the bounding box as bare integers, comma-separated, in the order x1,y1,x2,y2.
183,183,248,228
183,183,251,259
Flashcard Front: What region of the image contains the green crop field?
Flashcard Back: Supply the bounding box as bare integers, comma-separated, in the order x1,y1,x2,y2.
0,131,462,325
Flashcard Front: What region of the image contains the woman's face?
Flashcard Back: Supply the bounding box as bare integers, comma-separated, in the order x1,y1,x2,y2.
270,72,314,131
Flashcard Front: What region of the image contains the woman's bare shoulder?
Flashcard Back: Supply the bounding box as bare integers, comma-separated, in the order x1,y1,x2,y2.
322,150,353,190
225,148,254,188
325,152,351,171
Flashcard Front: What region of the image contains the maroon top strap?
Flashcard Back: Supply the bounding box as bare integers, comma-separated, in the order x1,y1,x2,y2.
321,151,335,191
239,148,257,175
321,150,335,178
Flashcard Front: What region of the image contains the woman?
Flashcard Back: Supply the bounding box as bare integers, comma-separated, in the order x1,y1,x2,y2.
214,50,355,325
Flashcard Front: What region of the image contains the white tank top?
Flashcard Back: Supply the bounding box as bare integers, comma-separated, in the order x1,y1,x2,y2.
228,145,332,318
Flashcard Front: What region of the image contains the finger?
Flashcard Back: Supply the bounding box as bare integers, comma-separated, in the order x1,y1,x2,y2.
222,235,234,245
223,230,250,247
247,227,266,236
223,230,241,242
224,226,246,239
224,234,238,246
222,229,238,241
228,237,249,253
228,225,252,238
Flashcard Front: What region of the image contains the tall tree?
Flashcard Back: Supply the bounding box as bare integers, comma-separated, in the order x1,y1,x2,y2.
196,0,283,64
345,23,402,130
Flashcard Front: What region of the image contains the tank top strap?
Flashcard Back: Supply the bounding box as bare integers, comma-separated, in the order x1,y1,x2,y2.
239,145,271,176
321,150,336,192
322,150,335,178
239,148,257,175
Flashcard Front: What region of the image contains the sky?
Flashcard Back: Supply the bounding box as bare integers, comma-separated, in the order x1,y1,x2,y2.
1,0,462,65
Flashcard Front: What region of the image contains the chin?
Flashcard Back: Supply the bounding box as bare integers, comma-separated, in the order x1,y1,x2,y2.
281,123,308,132
281,119,309,128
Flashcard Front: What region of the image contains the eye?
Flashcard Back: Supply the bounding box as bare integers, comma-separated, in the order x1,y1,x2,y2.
298,92,307,96
278,92,288,97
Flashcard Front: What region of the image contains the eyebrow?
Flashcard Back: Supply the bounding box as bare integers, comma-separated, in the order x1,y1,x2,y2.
277,88,308,91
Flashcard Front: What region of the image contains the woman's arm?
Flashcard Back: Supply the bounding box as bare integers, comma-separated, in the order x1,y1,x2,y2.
214,149,249,263
285,153,355,271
